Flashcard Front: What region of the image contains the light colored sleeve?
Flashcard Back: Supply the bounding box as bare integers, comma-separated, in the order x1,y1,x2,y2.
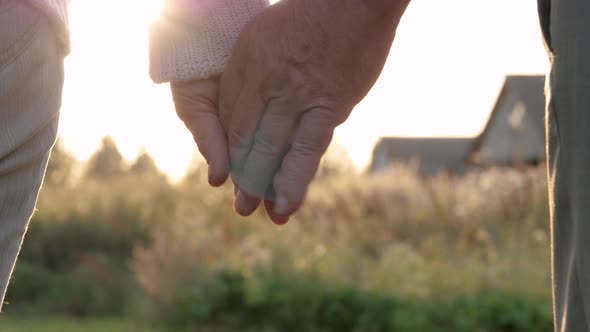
149,0,270,83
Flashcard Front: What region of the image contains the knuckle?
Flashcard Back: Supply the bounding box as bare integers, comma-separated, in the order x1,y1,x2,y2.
311,106,345,126
291,140,319,159
228,127,251,150
253,135,283,156
332,108,352,125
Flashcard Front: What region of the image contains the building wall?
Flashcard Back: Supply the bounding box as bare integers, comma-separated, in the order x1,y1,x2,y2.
370,138,473,175
476,91,545,164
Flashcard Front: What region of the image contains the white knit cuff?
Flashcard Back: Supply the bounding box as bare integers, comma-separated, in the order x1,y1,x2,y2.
149,0,270,83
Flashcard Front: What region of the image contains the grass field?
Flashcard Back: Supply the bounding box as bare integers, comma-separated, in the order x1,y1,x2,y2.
0,317,151,332
2,142,554,331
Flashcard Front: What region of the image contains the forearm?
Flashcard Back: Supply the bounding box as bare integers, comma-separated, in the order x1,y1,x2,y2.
149,0,270,83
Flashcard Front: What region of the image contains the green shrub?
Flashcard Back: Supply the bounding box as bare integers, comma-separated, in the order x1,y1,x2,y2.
4,177,157,316
6,259,138,317
137,268,552,332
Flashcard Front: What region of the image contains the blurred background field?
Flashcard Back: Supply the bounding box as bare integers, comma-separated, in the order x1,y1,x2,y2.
0,139,553,331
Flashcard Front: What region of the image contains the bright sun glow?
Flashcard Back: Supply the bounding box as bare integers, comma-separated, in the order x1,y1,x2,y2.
58,0,549,180
147,0,165,22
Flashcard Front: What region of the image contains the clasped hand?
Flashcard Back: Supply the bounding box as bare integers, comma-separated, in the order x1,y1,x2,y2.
171,0,406,224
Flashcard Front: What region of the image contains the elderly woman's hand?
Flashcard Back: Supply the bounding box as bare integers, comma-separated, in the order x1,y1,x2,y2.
171,78,229,187
219,0,410,223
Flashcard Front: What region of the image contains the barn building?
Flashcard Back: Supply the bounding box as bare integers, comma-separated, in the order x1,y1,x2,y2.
370,75,546,175
469,75,546,165
369,137,474,175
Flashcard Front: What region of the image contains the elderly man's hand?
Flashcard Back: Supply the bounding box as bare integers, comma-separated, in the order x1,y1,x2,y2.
219,0,409,223
171,78,229,187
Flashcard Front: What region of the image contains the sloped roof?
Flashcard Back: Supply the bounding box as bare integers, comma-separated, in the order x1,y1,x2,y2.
371,137,474,175
370,75,546,174
470,75,545,161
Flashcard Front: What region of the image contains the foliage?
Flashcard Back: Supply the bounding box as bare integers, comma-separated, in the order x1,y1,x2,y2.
84,136,126,179
44,139,77,186
0,317,153,332
3,137,553,331
5,139,171,316
133,163,552,331
130,150,162,179
137,268,552,332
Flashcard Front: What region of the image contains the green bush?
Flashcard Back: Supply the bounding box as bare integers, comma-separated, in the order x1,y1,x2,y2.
4,178,156,316
7,258,137,317
19,215,147,271
141,268,552,332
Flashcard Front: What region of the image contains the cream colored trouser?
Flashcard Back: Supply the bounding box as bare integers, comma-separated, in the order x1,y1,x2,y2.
0,1,64,308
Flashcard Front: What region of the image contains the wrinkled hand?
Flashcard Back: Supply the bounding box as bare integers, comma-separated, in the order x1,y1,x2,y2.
171,78,229,187
219,0,409,223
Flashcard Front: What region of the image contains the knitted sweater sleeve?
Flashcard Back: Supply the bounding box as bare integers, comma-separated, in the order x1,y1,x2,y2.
149,0,270,83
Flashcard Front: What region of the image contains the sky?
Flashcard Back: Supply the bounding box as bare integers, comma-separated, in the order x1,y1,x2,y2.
58,0,549,179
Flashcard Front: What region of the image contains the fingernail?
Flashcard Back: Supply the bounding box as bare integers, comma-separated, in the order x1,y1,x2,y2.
208,166,222,187
273,215,290,225
274,196,290,215
235,191,249,216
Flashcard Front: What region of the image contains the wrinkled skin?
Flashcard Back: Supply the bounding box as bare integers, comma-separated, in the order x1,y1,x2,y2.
218,0,410,223
170,0,410,224
171,78,230,187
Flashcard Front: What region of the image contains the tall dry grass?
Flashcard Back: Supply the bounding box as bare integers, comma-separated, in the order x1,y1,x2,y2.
7,148,552,330
131,164,552,330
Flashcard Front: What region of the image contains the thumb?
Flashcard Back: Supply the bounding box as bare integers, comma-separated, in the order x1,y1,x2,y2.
171,79,229,187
